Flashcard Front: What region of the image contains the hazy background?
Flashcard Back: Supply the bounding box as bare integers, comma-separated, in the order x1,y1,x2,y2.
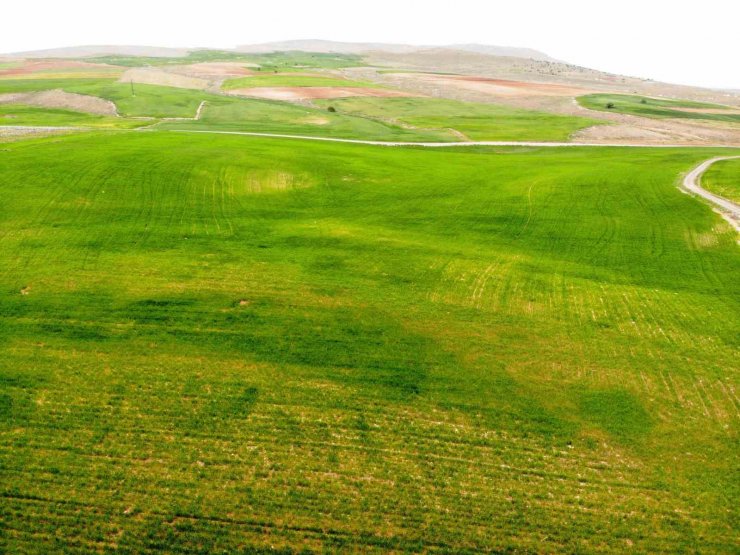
3,0,738,89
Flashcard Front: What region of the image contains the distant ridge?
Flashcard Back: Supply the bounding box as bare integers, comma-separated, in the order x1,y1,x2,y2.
6,41,556,63
9,45,195,58
235,39,557,61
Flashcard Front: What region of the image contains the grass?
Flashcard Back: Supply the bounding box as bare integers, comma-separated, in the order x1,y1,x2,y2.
0,77,598,142
222,73,380,90
62,82,221,119
314,96,602,141
578,93,740,123
0,78,216,119
0,78,115,94
0,105,146,129
161,97,455,141
701,156,740,203
0,130,738,552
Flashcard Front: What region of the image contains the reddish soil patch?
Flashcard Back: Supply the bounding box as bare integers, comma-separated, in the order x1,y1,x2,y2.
448,76,584,93
0,60,113,77
0,89,117,115
228,87,418,101
176,62,255,78
398,73,590,97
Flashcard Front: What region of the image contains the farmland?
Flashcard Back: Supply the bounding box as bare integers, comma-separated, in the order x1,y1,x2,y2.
578,93,740,123
0,129,738,552
0,74,600,141
222,74,379,90
314,96,601,141
0,40,739,553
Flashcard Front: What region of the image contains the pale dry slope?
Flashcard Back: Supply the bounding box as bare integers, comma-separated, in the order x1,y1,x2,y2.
343,67,740,146
0,89,117,115
119,68,209,90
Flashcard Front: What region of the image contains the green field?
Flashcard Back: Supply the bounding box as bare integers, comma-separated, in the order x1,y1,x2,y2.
701,157,740,203
62,82,221,119
161,97,456,141
0,78,115,93
163,96,599,143
0,130,738,552
0,77,598,141
222,74,379,90
578,93,740,123
315,97,601,141
0,105,145,129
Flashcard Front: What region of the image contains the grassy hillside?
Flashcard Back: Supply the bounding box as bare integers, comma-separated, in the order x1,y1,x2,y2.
161,97,456,141
62,82,219,119
163,95,599,143
316,97,601,141
701,157,740,203
0,76,597,141
578,93,740,123
0,105,145,128
0,131,737,552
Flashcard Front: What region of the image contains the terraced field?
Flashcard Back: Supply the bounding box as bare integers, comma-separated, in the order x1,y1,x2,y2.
0,131,738,552
578,93,740,124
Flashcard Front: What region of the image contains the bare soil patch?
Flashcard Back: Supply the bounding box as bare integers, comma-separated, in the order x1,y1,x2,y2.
227,87,418,101
170,62,256,79
0,60,115,77
0,126,75,142
409,73,590,97
119,68,209,90
0,89,117,116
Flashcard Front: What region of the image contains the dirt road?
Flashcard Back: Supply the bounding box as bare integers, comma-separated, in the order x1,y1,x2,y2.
681,157,740,231
171,129,740,149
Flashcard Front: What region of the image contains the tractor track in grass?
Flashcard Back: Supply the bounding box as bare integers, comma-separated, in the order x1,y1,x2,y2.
680,156,740,232
167,130,740,233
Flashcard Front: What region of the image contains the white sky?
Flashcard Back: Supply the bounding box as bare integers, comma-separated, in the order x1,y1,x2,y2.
3,0,739,89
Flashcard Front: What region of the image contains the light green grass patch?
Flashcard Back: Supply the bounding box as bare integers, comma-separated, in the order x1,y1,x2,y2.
578,93,740,123
0,104,146,128
0,78,116,93
701,157,740,204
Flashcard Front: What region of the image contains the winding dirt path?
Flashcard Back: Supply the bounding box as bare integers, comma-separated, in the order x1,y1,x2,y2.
681,156,740,232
